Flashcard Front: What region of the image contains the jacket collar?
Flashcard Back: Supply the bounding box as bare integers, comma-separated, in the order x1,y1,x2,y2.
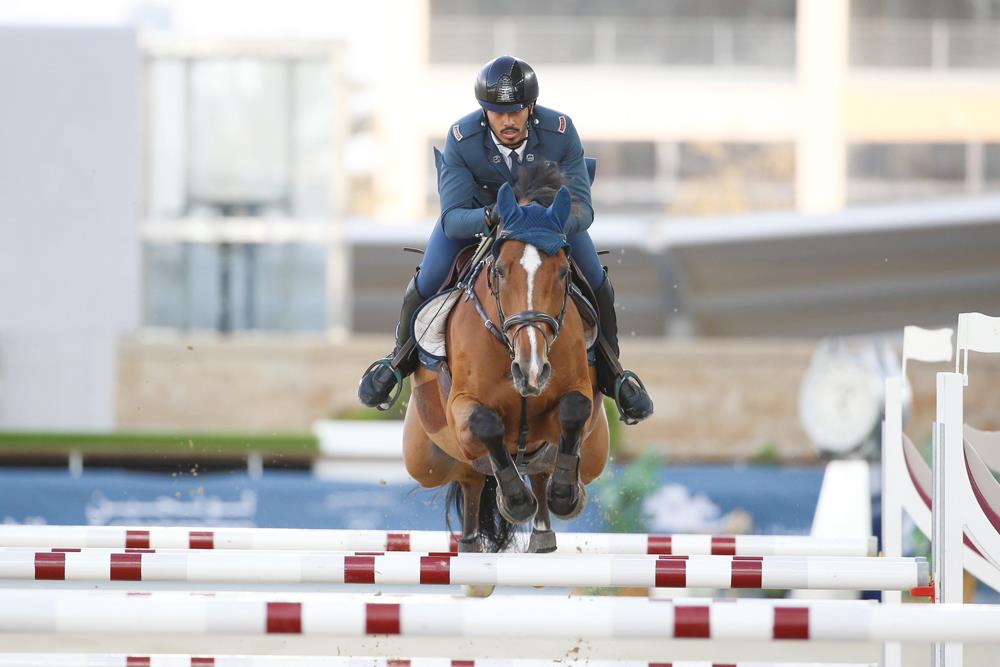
483,128,512,182
483,121,538,183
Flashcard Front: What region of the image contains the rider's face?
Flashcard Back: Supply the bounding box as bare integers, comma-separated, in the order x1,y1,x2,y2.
486,106,531,149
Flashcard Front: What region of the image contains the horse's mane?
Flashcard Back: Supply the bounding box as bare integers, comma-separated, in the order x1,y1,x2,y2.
514,160,564,206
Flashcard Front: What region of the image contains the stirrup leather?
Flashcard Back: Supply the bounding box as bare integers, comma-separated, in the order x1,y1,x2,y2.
361,357,403,411
613,369,647,426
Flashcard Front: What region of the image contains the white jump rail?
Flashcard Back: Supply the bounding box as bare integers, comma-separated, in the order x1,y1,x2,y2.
0,549,927,591
0,657,875,667
0,526,876,557
0,590,996,644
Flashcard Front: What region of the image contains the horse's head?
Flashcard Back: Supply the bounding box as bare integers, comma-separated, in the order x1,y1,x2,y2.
490,178,573,397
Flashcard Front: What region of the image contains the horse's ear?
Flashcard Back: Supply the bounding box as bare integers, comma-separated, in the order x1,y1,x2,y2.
548,186,572,227
497,181,522,225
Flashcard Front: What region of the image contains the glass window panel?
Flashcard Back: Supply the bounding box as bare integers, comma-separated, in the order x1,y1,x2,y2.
848,143,965,181
587,141,657,180
847,143,968,204
429,21,495,64
187,61,291,210
984,144,1000,184
293,62,334,217
146,60,186,218
948,22,1000,68
143,242,326,332
432,0,796,20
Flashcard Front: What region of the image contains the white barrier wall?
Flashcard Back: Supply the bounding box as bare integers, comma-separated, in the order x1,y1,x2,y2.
0,26,140,430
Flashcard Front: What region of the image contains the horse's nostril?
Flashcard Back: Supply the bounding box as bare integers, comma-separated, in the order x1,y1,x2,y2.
539,363,552,384
511,362,525,384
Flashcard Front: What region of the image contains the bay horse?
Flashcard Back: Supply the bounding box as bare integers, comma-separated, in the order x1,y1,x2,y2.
403,163,610,555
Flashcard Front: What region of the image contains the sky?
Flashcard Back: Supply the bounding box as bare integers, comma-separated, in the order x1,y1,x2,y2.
0,0,384,76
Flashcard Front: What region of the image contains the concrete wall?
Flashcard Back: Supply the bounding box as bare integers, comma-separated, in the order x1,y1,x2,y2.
0,27,140,429
116,336,1000,462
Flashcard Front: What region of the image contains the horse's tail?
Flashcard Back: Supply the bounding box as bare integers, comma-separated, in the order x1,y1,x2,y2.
446,477,516,553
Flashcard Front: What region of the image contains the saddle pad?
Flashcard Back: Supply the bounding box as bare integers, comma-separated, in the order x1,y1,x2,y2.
413,286,599,364
413,288,462,361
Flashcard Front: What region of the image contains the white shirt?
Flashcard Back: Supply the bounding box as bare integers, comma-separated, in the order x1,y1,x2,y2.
491,131,526,172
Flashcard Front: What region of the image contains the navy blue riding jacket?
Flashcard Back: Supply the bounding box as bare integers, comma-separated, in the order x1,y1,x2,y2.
416,106,604,297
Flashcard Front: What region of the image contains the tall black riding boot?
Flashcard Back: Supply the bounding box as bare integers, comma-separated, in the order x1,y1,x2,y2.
357,276,425,410
593,275,654,425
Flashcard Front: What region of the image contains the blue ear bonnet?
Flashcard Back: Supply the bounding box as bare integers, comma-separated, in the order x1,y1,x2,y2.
493,182,572,257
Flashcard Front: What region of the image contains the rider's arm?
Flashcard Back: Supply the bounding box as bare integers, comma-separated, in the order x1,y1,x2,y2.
437,133,490,240
558,118,595,235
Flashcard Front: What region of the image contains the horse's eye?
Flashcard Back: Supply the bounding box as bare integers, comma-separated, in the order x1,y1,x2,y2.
559,266,570,280
496,265,506,279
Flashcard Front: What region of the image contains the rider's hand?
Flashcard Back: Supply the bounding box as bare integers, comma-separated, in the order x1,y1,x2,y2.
484,204,502,229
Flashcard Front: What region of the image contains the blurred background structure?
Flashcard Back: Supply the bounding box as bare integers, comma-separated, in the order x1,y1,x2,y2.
2,0,1000,462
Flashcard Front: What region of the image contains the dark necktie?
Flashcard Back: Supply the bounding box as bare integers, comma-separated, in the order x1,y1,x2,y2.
510,151,521,183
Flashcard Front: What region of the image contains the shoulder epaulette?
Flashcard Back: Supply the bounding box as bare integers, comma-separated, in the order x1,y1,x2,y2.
532,106,572,135
449,110,487,143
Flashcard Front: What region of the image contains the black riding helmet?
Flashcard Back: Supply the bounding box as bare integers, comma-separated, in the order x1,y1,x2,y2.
474,55,538,113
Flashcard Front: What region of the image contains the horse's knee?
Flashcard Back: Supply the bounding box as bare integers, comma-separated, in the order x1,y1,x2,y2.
559,391,591,432
468,405,504,444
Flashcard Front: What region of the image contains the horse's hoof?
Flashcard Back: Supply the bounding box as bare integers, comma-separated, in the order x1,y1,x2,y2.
548,480,588,520
463,584,495,598
496,485,538,525
458,537,482,553
528,529,557,553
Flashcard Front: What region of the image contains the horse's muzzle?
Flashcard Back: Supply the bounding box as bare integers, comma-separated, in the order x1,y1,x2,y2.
511,360,551,397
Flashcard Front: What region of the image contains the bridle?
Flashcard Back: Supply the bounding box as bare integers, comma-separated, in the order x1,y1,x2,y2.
484,236,571,360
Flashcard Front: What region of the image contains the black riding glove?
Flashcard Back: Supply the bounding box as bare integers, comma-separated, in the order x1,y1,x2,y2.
484,203,503,229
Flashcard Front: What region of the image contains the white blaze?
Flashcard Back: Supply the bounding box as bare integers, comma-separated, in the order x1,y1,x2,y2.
519,245,543,384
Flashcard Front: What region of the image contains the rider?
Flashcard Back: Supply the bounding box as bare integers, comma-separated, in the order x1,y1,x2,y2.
357,55,653,424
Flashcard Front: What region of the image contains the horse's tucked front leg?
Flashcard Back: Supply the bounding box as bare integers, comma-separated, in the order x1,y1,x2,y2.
468,405,537,525
547,391,592,519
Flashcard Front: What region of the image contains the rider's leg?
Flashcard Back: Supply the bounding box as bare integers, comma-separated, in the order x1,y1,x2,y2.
357,223,467,409
567,231,654,424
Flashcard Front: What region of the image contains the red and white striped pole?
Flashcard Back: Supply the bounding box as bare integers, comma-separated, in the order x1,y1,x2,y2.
0,591,996,643
0,656,875,667
0,526,875,557
0,549,927,591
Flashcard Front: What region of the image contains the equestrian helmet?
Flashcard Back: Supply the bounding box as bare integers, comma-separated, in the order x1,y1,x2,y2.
474,55,538,113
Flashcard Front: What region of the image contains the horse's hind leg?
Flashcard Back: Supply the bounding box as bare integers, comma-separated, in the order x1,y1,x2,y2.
528,471,557,553
457,470,495,597
467,405,537,525
547,391,592,519
457,470,485,553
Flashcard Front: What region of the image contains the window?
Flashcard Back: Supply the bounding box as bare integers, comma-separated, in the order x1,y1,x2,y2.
142,49,345,334
847,143,967,204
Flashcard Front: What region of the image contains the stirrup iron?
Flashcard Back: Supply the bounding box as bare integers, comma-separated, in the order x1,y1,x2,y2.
613,369,647,426
361,357,403,411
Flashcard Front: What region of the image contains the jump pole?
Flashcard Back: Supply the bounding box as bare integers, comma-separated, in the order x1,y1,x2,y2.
0,549,927,591
0,590,996,645
0,526,876,557
0,657,876,667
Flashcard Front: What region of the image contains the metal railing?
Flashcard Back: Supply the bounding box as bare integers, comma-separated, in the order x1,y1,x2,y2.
429,17,796,69
431,16,1000,71
851,19,1000,70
